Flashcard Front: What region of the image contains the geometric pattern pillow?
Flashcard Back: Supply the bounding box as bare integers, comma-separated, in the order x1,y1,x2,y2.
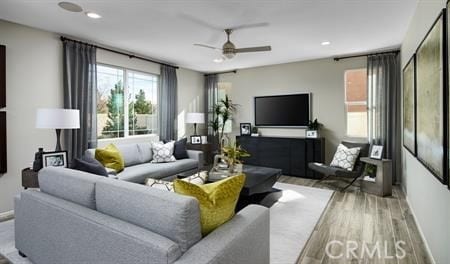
145,172,207,192
151,141,176,163
330,144,361,171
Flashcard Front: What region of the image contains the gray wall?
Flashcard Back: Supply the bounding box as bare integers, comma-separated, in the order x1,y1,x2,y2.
218,57,367,163
401,1,450,263
0,19,203,213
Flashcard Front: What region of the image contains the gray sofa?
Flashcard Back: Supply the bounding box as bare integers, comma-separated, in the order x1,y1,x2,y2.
15,167,270,264
85,142,204,183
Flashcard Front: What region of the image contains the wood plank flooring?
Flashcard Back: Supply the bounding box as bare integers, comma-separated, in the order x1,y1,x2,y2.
0,176,433,264
279,176,434,264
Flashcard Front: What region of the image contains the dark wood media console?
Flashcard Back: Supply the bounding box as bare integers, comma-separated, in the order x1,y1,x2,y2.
236,136,325,179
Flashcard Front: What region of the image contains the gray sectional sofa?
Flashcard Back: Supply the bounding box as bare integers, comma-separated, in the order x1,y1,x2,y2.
14,167,270,264
85,142,204,183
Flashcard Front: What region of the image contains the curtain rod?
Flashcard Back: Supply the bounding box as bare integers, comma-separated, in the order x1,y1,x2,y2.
204,70,237,76
60,36,179,69
333,49,400,61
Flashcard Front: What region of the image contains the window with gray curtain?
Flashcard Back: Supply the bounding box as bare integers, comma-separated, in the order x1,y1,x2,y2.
204,74,218,144
63,40,97,161
367,53,401,183
158,65,177,141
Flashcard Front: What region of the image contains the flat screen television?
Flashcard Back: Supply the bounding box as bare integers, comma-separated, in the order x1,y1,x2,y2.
254,93,311,127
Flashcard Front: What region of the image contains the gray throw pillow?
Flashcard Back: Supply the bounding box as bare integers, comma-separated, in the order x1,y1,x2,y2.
72,155,108,176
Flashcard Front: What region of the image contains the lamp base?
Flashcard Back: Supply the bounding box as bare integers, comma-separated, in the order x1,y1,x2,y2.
55,129,62,151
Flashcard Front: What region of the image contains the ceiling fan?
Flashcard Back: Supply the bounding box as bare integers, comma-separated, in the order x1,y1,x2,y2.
194,29,271,60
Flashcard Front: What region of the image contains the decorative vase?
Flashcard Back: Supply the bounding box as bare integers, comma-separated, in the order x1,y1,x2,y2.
233,163,243,173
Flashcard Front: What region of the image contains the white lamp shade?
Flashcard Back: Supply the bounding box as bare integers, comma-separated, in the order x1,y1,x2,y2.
185,112,205,124
36,108,80,129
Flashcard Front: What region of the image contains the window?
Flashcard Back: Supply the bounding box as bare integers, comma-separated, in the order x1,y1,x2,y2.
345,69,368,138
97,64,158,139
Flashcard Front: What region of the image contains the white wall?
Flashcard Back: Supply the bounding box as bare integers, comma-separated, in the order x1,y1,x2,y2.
0,20,204,213
401,1,450,263
218,57,367,162
0,20,63,213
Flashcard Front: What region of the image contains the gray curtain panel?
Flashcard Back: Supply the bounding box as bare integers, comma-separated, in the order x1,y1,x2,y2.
367,53,401,183
204,74,218,142
63,40,97,161
159,65,178,141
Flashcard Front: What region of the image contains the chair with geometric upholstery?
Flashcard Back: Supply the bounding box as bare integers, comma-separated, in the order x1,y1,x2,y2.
308,140,370,191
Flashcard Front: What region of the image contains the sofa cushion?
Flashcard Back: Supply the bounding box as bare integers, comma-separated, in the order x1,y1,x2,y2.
174,174,245,236
137,142,153,163
71,155,108,177
151,141,176,163
95,179,202,253
118,159,198,183
95,144,125,172
38,167,101,209
173,138,189,159
115,143,141,167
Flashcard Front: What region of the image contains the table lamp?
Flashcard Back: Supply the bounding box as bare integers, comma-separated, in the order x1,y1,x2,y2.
185,112,205,135
36,108,80,151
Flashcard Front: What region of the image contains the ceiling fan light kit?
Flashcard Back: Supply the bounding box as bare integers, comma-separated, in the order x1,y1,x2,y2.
195,28,271,60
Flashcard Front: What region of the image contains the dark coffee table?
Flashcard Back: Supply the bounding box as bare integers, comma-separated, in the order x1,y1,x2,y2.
240,165,281,196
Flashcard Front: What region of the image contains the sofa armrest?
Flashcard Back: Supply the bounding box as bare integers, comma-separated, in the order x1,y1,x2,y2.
174,204,270,264
187,150,204,167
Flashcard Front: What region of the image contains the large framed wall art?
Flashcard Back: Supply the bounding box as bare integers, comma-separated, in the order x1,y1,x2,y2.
403,55,416,155
416,11,447,183
0,44,5,173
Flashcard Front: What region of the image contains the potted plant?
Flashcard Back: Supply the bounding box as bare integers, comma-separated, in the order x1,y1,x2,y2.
306,118,322,138
251,126,259,137
209,95,237,152
222,141,250,173
363,164,377,181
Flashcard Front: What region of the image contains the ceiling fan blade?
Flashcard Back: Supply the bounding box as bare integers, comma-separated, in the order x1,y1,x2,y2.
231,22,270,31
235,46,272,53
193,44,222,51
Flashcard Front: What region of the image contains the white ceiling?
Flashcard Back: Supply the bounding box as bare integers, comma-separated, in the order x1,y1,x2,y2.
0,0,418,72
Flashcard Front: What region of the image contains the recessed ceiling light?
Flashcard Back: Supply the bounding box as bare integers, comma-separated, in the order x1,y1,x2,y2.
86,12,101,19
58,2,83,12
321,41,331,46
213,58,224,63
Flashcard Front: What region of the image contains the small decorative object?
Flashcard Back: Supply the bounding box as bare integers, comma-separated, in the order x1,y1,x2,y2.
36,108,80,151
32,147,44,172
201,136,208,144
222,141,250,173
42,151,68,168
240,123,251,136
190,135,202,145
363,164,377,178
370,145,384,160
251,126,259,137
209,154,232,180
306,118,321,138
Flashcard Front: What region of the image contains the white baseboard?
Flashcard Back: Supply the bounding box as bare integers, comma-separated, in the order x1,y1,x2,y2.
0,210,14,221
405,197,436,264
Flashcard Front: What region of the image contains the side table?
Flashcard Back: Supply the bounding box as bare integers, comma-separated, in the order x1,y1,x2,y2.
22,168,39,189
360,157,392,197
187,143,212,166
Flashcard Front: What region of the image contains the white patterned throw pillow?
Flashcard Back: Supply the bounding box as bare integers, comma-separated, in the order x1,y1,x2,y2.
145,172,207,192
330,144,361,171
151,141,176,163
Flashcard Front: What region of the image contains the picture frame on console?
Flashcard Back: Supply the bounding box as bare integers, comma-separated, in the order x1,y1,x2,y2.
42,151,68,168
240,123,251,136
370,145,384,160
415,10,447,183
190,135,202,145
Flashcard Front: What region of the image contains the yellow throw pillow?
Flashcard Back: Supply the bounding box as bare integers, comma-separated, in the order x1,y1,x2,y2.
95,144,125,172
173,174,245,236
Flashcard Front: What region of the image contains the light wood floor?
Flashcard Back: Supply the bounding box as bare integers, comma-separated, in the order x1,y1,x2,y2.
0,177,433,264
278,176,433,264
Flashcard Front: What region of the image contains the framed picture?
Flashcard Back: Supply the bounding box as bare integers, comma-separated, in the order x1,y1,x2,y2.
190,135,202,145
370,145,384,160
240,123,251,136
403,55,416,156
306,130,318,138
416,11,447,183
0,112,6,173
42,151,68,168
0,45,5,109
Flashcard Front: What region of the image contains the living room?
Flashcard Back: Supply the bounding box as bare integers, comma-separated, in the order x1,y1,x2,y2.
0,0,448,264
